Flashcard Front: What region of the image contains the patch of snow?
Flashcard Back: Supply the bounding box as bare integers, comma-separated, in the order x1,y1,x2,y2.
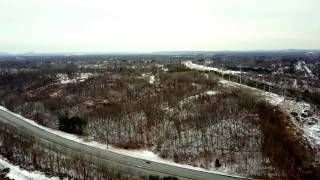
49,92,58,97
295,61,314,78
156,64,168,72
49,90,62,98
273,67,284,75
149,75,155,84
303,65,314,78
206,91,217,96
306,52,316,55
141,73,156,84
303,123,320,147
263,92,284,106
179,91,217,106
0,155,59,180
293,79,298,88
56,73,93,84
295,61,303,71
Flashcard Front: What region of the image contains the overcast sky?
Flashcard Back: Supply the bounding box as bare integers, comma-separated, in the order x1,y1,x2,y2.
0,0,319,53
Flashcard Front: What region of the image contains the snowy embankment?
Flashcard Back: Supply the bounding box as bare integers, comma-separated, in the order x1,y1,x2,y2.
220,72,320,150
183,61,284,105
282,100,320,149
183,61,243,75
219,80,284,106
179,91,217,106
0,155,59,180
0,106,239,177
184,61,320,150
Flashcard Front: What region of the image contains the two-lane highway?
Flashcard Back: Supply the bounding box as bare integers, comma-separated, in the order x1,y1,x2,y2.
0,107,248,180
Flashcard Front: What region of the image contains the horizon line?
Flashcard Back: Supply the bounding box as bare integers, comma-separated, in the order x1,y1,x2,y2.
1,48,320,55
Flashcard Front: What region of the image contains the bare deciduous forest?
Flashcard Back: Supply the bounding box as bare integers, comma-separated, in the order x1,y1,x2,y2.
0,56,320,179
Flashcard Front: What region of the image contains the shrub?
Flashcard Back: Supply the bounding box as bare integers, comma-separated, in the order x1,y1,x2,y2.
163,177,179,180
58,116,87,135
149,175,160,180
167,64,191,73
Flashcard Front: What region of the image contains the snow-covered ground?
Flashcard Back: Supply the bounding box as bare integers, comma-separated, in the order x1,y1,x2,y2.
0,155,59,180
183,61,243,75
56,73,93,84
0,106,239,177
282,100,320,148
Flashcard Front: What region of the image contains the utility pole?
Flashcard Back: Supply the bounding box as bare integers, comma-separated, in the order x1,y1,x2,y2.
282,78,284,97
239,65,242,84
263,77,266,92
221,65,224,79
283,78,286,100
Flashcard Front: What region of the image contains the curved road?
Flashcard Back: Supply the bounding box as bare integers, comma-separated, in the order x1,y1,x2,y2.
0,108,249,180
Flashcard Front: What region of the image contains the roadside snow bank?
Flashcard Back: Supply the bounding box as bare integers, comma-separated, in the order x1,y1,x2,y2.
0,155,59,180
